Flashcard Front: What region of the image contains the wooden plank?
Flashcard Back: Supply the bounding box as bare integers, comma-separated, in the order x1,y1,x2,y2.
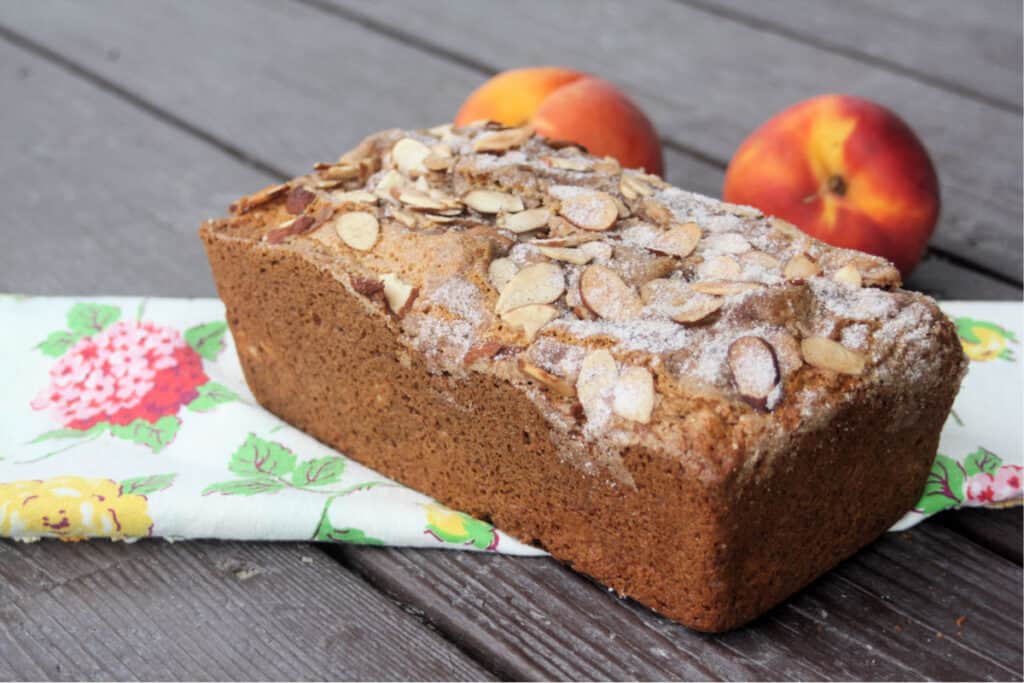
0,35,490,683
689,0,1023,111
0,539,493,681
335,522,1023,681
939,507,1023,565
314,0,1023,282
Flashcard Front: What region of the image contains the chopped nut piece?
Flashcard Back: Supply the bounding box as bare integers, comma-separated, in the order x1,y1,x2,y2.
495,262,565,315
499,208,551,233
690,281,765,296
503,304,559,342
612,366,655,423
800,336,865,375
350,275,384,297
538,245,594,265
704,232,751,254
670,294,724,324
518,357,575,396
728,336,781,411
473,126,533,153
700,255,742,280
784,253,822,280
465,190,525,214
650,222,701,258
230,183,287,214
463,342,504,367
558,190,619,231
833,264,863,288
380,273,418,318
488,257,518,292
579,265,643,320
335,212,380,251
392,137,431,175
577,349,618,407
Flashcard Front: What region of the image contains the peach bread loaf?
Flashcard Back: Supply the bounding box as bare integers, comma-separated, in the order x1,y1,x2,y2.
200,123,966,631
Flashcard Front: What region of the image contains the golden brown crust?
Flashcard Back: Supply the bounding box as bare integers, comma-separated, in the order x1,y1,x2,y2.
200,123,967,630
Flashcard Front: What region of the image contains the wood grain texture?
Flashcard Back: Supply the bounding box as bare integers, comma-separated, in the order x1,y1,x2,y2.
0,539,493,681
334,522,1023,681
938,506,1023,565
689,0,1023,111
318,0,1023,282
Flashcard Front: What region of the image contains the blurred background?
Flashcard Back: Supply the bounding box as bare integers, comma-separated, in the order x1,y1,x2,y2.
1,0,1021,301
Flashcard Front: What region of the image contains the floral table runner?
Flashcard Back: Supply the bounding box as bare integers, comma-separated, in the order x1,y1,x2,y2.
0,295,1019,550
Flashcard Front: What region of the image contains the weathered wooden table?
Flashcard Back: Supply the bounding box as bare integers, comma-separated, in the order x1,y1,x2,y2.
1,1,1021,679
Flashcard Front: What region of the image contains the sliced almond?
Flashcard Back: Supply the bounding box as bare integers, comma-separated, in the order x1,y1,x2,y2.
473,126,533,153
800,336,865,375
320,163,362,181
577,349,618,407
464,189,524,214
770,217,803,239
423,153,452,172
495,262,565,315
264,215,315,244
285,186,316,214
771,332,804,375
728,336,781,411
502,304,560,343
334,212,380,251
487,257,518,293
743,250,781,271
230,183,288,214
463,342,504,367
579,265,643,321
538,245,594,266
784,253,821,280
612,366,655,423
640,200,674,224
374,169,404,198
700,255,742,280
392,137,431,175
558,190,619,231
518,358,575,396
499,208,551,233
690,281,765,296
398,187,448,211
639,277,683,305
545,156,592,172
704,232,751,254
593,156,621,175
833,264,863,288
532,228,600,248
619,174,655,200
333,190,378,205
650,221,701,258
670,294,724,324
380,273,418,318
350,275,384,297
391,207,419,229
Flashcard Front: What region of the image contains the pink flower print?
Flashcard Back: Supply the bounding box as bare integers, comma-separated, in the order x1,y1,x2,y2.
32,320,208,430
966,465,1024,505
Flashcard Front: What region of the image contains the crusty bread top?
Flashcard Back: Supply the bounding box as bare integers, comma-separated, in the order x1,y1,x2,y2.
203,123,965,482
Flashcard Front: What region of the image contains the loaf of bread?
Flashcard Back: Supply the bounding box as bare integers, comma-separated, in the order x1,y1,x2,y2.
200,123,966,631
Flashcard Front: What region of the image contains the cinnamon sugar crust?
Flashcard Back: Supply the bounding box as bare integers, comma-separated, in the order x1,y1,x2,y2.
201,123,967,631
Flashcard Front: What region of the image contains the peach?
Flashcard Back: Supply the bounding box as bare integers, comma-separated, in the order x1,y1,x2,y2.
455,67,664,176
722,94,939,276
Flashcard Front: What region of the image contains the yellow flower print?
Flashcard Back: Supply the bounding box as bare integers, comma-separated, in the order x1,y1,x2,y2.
0,476,154,541
423,502,498,550
955,317,1017,362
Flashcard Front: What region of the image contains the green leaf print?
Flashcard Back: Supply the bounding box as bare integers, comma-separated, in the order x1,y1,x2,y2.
121,473,177,497
314,514,384,545
186,382,239,412
36,330,78,357
963,448,1002,477
66,303,120,337
109,416,181,453
185,321,229,361
202,479,286,496
29,422,109,443
917,453,966,515
229,433,296,478
291,457,346,488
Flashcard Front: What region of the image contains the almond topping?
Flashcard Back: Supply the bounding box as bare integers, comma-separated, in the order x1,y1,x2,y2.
320,163,362,181
392,137,431,175
334,212,379,251
743,250,781,270
558,190,619,231
518,358,575,396
391,207,419,228
545,157,592,172
464,190,524,214
333,190,378,205
423,153,452,172
230,183,288,214
495,262,565,315
380,273,418,318
264,215,315,244
502,304,560,342
619,174,655,200
700,255,742,280
463,342,504,367
579,265,643,320
499,208,551,233
800,337,865,375
374,170,404,197
612,366,655,423
398,187,448,211
670,294,724,324
650,222,701,258
577,349,618,408
285,186,316,214
487,257,518,293
690,281,765,296
833,264,863,288
728,336,781,411
473,126,533,153
704,232,751,254
784,253,822,280
538,246,594,265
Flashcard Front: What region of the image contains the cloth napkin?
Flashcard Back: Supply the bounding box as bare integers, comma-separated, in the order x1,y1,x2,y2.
0,295,1019,551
